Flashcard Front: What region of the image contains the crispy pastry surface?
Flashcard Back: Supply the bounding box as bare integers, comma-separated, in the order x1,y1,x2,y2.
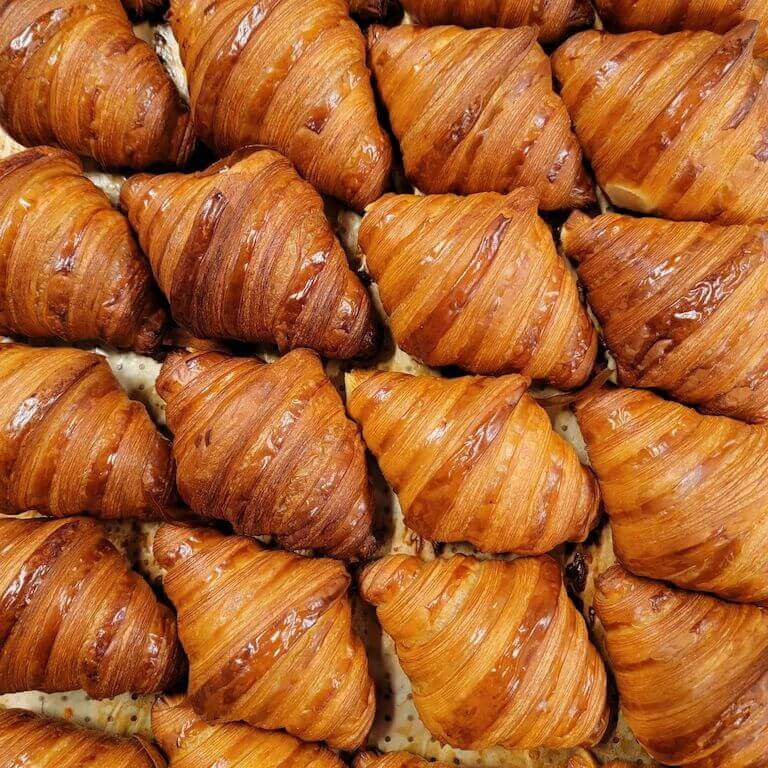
354,753,453,768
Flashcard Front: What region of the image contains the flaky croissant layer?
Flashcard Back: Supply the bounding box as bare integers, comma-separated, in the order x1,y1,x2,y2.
354,753,453,768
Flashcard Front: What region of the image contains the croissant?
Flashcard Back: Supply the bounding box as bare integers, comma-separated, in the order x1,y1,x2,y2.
566,753,631,768
154,523,376,749
358,189,597,386
595,564,768,766
354,754,451,768
153,696,347,768
561,211,768,423
360,554,609,749
552,24,768,224
122,0,166,17
0,0,193,170
398,0,594,44
348,0,402,22
0,708,166,767
167,0,391,210
346,369,600,554
576,387,768,604
121,149,377,359
367,24,593,210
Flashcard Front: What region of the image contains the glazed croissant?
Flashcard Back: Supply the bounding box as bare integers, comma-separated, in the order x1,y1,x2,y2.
156,348,375,560
154,523,375,750
367,24,593,210
576,387,768,604
595,564,768,767
359,189,597,386
360,554,609,750
167,0,391,209
121,149,377,359
562,211,768,423
0,343,174,519
346,369,600,554
566,753,631,768
0,0,193,170
153,696,346,768
552,24,768,224
0,517,181,697
0,147,166,353
354,754,451,768
0,708,166,767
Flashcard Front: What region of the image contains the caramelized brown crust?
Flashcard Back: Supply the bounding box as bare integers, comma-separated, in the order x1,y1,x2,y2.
562,211,768,423
0,0,193,170
154,524,376,750
121,0,166,18
168,0,391,210
359,190,597,386
0,708,166,767
346,369,600,554
354,753,452,768
595,565,768,767
552,24,768,224
576,387,768,604
0,517,182,697
0,147,166,353
121,148,377,359
367,24,593,210
0,343,174,520
360,554,609,750
348,0,402,22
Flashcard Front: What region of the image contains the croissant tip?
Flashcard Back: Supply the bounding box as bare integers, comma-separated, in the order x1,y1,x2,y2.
153,522,205,569
366,23,388,49
345,367,379,395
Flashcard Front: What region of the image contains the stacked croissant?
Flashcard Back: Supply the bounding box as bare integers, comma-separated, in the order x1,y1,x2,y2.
0,0,766,767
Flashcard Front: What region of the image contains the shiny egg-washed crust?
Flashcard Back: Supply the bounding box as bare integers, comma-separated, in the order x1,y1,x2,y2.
154,524,376,750
367,24,594,210
0,147,166,354
0,517,182,698
0,0,193,169
120,148,378,360
595,565,768,767
168,0,391,210
359,190,597,387
565,751,633,768
562,211,768,423
552,24,768,224
156,349,376,560
360,554,609,750
354,753,453,768
0,343,174,520
346,369,600,554
577,388,768,604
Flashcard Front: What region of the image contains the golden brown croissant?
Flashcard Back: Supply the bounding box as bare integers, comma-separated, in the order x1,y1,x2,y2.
359,189,597,386
565,753,632,768
153,696,347,768
156,348,375,559
167,0,391,210
0,708,166,767
154,523,375,750
0,147,166,353
346,369,600,554
576,387,768,604
121,0,166,18
360,554,609,750
0,343,174,519
0,0,193,170
552,24,768,224
354,754,451,768
121,148,377,359
0,516,182,697
561,211,768,423
367,24,593,211
595,564,768,767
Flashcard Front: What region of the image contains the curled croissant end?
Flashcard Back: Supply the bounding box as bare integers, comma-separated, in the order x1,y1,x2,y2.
359,190,597,386
354,753,452,768
0,147,167,353
168,0,391,209
156,348,376,560
0,517,182,698
360,554,609,750
346,369,600,554
0,0,193,169
121,148,378,359
576,387,768,604
154,524,376,750
367,24,594,210
562,211,768,423
0,343,174,519
552,24,768,224
595,565,768,767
